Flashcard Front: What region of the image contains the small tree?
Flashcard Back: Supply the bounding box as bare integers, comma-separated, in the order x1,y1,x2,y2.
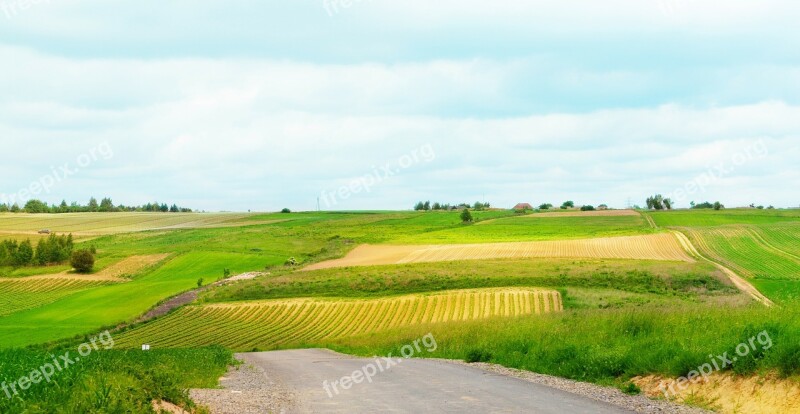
663,198,673,210
460,208,473,223
197,278,204,288
281,208,291,213
713,201,724,211
581,205,595,211
539,203,553,210
13,240,34,267
70,249,95,273
560,201,574,209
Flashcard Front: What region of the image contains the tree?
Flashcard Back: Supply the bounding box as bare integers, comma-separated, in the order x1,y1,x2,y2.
646,194,665,210
197,278,204,288
432,202,442,210
713,201,724,211
560,201,574,209
169,204,179,213
70,249,95,273
539,203,553,210
423,201,431,211
87,197,99,212
414,201,425,211
281,208,291,213
24,199,49,213
99,197,114,212
13,240,34,266
460,208,473,223
663,198,673,210
581,205,595,211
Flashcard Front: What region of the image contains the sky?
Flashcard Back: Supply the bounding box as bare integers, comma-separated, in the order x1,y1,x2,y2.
0,0,798,211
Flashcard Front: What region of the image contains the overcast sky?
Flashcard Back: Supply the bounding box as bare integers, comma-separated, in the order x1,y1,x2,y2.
1,0,798,211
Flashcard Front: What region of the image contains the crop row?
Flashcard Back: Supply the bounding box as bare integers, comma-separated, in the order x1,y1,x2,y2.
0,278,111,316
685,226,800,280
115,289,563,350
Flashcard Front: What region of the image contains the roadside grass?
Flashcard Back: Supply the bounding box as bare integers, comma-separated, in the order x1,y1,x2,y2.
202,258,737,304
0,345,232,413
325,302,800,387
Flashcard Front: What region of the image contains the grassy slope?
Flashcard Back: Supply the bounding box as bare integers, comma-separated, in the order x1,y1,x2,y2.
0,252,268,348
325,302,800,386
203,258,734,303
0,346,232,413
645,209,800,303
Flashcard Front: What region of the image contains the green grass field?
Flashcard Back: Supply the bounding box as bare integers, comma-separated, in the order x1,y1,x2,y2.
2,209,799,412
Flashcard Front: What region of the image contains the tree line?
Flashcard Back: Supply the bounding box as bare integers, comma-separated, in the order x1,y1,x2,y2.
0,233,96,273
0,234,74,267
0,197,194,214
414,201,492,211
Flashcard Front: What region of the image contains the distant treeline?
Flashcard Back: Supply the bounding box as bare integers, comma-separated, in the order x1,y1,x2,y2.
0,234,74,267
414,201,492,211
0,197,193,214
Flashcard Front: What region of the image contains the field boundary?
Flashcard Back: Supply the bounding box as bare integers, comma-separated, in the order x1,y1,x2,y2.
671,230,774,307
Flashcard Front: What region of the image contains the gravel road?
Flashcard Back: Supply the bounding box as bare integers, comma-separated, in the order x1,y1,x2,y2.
192,349,708,414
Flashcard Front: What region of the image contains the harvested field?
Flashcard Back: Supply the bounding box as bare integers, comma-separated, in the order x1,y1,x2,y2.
523,210,641,218
115,288,563,350
305,233,693,270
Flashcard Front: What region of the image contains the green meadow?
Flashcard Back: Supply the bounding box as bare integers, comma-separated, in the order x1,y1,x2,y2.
1,208,799,412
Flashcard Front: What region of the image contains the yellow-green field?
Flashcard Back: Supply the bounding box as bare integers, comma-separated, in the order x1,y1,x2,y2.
115,288,563,350
0,212,277,236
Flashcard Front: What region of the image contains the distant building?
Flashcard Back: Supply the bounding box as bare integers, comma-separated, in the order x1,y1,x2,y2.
513,203,533,211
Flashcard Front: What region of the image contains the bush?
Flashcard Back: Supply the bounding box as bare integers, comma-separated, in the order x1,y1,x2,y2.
70,249,95,273
460,208,473,223
465,349,493,363
581,205,595,211
281,208,291,213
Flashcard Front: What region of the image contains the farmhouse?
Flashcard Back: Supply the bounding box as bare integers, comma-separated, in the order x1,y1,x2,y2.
513,203,533,211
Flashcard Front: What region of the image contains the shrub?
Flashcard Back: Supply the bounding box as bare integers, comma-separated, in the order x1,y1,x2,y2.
460,208,473,223
70,249,95,273
465,349,493,363
285,257,298,266
621,382,641,395
581,205,595,211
